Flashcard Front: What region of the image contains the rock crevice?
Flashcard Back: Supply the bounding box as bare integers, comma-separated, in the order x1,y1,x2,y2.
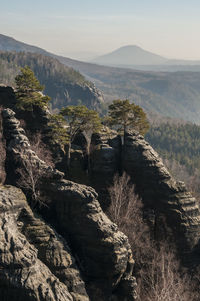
2,108,137,301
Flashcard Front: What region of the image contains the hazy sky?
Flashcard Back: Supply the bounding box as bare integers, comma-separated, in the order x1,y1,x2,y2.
1,0,200,60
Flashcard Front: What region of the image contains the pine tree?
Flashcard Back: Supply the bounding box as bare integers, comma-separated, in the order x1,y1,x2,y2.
15,66,50,111
60,105,102,169
108,99,149,136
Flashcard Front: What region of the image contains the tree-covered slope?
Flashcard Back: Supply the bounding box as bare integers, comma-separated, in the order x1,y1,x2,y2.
56,56,200,124
0,51,104,111
146,122,200,174
145,122,200,197
2,34,200,123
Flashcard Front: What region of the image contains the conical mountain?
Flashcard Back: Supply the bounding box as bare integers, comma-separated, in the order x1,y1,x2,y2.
92,45,167,66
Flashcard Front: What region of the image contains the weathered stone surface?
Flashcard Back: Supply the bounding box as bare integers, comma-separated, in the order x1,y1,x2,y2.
123,130,200,263
0,86,17,109
3,108,63,186
0,185,74,301
90,127,121,209
2,108,137,300
45,179,136,301
60,82,104,111
18,201,89,301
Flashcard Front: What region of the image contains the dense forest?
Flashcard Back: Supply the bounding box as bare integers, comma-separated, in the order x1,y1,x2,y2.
146,122,200,196
2,35,200,124
58,56,200,124
0,51,103,111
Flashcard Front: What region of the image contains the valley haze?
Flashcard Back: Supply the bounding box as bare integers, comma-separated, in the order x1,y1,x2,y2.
1,34,200,124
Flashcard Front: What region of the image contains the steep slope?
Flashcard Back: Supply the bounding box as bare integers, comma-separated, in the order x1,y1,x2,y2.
0,185,88,301
1,107,137,301
123,130,200,264
0,52,104,111
90,127,200,266
0,33,49,54
71,62,200,124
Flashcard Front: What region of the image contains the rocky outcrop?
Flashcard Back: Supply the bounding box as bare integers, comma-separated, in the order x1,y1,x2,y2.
0,86,50,134
0,86,17,109
57,82,104,111
90,128,121,209
0,185,78,301
123,131,200,264
17,196,89,301
2,108,137,301
44,180,136,301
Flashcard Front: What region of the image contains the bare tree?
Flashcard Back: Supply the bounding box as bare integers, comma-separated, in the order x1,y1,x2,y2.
16,134,53,207
29,132,54,167
107,172,197,301
16,152,43,205
140,244,196,301
108,172,142,228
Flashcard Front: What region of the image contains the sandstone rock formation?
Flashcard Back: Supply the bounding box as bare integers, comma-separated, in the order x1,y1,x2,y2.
3,83,200,298
90,128,121,209
123,130,200,264
2,108,137,301
0,86,17,109
0,185,76,301
60,82,104,111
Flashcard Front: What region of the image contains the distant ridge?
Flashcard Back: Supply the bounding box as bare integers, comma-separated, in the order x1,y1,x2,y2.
91,45,200,68
2,34,200,123
0,34,48,54
1,34,200,71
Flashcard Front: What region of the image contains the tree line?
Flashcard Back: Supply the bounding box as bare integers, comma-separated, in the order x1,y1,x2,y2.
146,122,200,175
15,66,149,170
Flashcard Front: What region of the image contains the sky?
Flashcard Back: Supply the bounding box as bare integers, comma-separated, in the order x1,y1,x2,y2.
1,0,200,60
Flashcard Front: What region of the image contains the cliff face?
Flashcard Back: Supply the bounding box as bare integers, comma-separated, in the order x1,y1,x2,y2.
123,131,200,264
2,85,200,299
88,129,200,265
1,108,137,301
90,129,121,209
0,185,87,301
45,80,104,110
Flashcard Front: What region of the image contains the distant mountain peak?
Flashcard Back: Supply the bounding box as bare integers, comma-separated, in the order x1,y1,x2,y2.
117,45,143,50
91,45,167,66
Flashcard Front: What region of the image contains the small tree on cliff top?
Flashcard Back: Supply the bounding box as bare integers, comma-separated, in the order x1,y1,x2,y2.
15,66,50,111
60,105,102,169
47,114,69,150
108,99,149,136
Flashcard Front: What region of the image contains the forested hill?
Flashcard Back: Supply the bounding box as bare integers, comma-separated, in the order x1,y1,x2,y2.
145,122,200,197
56,56,200,124
2,34,200,123
146,122,200,175
0,51,104,111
